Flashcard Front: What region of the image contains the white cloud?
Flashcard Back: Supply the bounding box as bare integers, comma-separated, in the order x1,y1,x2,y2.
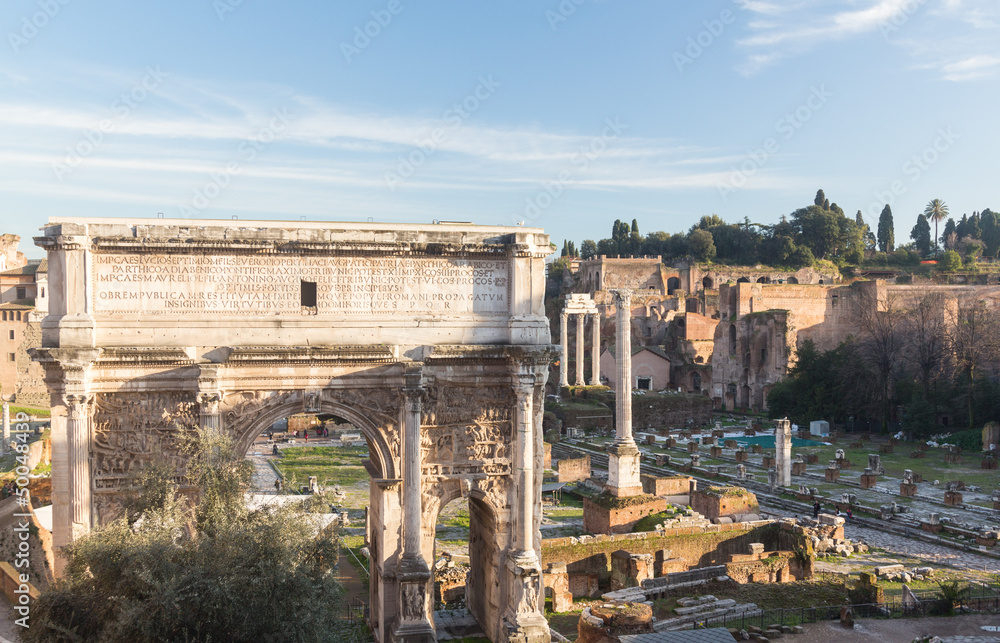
735,0,1000,80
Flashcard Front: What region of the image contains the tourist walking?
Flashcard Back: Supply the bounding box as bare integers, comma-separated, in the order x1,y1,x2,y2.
812,500,820,519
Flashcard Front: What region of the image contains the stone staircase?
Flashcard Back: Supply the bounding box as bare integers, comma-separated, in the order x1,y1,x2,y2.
652,595,761,632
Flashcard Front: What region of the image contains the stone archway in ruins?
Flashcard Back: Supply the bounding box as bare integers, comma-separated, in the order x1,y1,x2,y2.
32,218,556,643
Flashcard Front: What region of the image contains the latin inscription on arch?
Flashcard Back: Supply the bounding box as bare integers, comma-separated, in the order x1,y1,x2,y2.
92,254,510,316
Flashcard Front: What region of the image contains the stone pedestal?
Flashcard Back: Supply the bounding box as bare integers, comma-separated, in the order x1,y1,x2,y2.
577,604,652,643
981,457,998,470
792,462,807,475
710,446,722,458
607,442,642,498
751,444,763,454
900,483,917,497
944,491,963,506
734,450,748,463
687,441,699,453
825,467,840,483
806,454,819,464
663,438,676,448
879,444,893,454
860,472,878,489
762,456,775,469
910,450,926,459
503,552,549,643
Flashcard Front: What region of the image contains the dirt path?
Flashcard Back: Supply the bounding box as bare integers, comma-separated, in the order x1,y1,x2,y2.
797,613,1000,642
336,549,368,604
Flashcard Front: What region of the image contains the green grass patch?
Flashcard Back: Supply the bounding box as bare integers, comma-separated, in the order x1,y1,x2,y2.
8,405,50,418
440,509,470,529
273,445,369,488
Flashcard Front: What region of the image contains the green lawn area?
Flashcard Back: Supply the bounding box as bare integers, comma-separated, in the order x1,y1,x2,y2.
800,441,999,488
273,445,369,488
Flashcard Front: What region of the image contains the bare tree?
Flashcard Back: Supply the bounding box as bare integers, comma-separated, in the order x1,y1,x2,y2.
855,286,908,433
945,295,1000,429
905,293,946,399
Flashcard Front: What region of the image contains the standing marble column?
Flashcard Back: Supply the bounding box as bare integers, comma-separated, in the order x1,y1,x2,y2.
395,374,434,643
575,314,585,386
589,313,601,386
505,373,549,643
775,418,792,487
606,290,641,497
559,311,569,389
65,394,92,538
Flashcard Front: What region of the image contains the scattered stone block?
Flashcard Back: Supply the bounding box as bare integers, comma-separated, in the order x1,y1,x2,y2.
944,490,963,506
762,455,775,469
688,441,700,453
792,462,807,475
711,446,723,458
805,454,819,464
825,467,839,483
735,450,748,463
878,444,893,454
751,444,763,454
910,450,926,459
664,438,676,448
860,472,878,489
900,483,917,497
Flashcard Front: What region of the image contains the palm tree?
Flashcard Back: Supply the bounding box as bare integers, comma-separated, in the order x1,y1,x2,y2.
924,199,949,255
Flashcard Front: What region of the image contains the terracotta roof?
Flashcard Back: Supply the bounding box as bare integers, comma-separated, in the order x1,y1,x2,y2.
0,261,41,276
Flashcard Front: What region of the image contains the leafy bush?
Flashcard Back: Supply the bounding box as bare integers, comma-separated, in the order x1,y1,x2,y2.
947,428,983,452
24,428,356,643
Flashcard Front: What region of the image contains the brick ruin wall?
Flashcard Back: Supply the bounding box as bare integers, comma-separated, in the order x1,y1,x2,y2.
542,521,791,586
629,393,712,430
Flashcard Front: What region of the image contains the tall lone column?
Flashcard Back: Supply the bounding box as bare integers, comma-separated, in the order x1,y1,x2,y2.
505,373,549,643
606,290,641,497
589,313,601,386
395,370,434,643
775,418,792,488
66,394,92,538
575,314,585,386
559,311,569,390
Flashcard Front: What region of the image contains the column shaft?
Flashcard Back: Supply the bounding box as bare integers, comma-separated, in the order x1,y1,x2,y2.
575,314,585,386
614,291,633,442
66,395,91,533
589,313,601,386
515,379,534,552
559,313,569,389
401,387,423,558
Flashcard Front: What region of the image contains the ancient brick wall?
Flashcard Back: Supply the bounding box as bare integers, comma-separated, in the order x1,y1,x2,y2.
574,256,665,294
542,521,782,584
14,319,46,407
690,488,759,521
582,496,668,534
556,456,591,482
640,474,693,496
629,392,712,430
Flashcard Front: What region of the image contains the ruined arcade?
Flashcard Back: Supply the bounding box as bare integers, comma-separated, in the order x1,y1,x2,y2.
32,218,556,643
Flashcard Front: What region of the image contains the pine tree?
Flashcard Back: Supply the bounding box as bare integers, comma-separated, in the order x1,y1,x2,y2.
911,214,931,257
877,204,895,253
814,189,826,207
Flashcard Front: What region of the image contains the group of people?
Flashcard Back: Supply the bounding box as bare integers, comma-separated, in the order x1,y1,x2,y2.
812,499,852,523
0,481,21,499
265,426,332,443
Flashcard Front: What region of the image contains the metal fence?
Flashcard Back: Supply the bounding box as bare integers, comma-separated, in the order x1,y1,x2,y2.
696,586,1000,631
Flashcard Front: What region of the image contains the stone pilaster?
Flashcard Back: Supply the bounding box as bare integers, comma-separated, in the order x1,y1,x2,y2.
589,313,601,386
65,393,92,539
775,418,792,488
197,392,222,433
505,372,549,643
607,289,641,497
559,312,569,389
394,368,434,643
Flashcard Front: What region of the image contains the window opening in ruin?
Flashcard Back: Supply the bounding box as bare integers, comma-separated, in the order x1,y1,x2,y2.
15,312,21,321
7,353,14,362
692,372,702,391
787,276,798,284
16,287,25,300
637,376,652,390
702,277,713,289
1,311,5,321
8,330,13,340
300,280,317,309
819,279,825,284
832,295,839,308
760,347,767,364
41,287,45,297
667,277,680,296
729,325,737,354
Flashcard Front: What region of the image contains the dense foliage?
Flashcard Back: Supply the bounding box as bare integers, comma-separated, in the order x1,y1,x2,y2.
768,293,1000,433
24,429,353,643
569,191,1000,270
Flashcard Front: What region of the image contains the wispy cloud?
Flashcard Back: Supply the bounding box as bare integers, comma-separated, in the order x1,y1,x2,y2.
735,0,1000,80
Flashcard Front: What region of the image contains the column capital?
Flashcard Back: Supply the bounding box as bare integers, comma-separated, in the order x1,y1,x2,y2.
63,394,92,418
610,288,632,309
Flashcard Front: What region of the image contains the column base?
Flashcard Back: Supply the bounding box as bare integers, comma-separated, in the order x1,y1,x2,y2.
504,551,549,643
607,441,641,497
394,556,435,643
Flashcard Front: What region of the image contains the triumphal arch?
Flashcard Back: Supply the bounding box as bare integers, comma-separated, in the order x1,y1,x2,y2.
33,218,555,643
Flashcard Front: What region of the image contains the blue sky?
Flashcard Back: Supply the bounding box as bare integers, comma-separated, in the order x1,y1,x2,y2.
1,0,999,259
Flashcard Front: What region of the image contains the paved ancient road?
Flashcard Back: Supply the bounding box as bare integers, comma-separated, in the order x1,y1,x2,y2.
845,524,1000,573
